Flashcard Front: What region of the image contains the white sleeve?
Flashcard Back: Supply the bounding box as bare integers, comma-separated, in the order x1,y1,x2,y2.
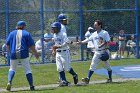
126,40,130,47
82,34,93,43
85,32,88,39
81,38,89,43
60,33,69,47
104,31,110,42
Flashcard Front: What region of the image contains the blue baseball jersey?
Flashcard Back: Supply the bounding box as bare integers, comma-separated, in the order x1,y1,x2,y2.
6,30,35,59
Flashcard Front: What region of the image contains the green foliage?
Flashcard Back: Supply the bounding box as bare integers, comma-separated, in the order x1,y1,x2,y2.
82,0,136,35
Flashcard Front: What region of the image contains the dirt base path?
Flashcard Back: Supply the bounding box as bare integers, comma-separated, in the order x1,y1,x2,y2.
1,78,140,92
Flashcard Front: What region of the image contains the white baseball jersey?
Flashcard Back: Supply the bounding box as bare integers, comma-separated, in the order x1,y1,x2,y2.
83,30,110,52
53,30,70,50
85,31,94,48
35,40,42,50
61,24,67,33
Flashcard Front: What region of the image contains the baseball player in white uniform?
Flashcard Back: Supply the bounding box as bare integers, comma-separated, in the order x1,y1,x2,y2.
85,27,94,60
44,33,55,62
47,22,78,86
1,43,8,64
35,39,46,54
58,13,67,33
35,33,55,63
77,20,112,84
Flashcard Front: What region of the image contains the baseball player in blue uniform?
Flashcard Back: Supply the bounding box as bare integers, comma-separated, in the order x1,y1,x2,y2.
77,20,112,84
6,21,39,91
47,22,78,86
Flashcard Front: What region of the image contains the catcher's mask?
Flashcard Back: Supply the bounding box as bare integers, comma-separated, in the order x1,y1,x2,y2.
100,51,109,61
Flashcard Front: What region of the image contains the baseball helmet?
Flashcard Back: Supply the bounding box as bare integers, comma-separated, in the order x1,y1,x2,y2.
58,14,67,21
17,21,26,26
100,51,109,61
51,22,61,30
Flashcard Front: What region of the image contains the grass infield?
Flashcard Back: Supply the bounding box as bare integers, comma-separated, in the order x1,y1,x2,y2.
0,59,140,93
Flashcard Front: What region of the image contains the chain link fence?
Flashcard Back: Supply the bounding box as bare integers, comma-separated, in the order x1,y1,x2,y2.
0,0,139,66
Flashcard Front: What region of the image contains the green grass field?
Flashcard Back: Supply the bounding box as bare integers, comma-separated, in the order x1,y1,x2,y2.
0,59,140,93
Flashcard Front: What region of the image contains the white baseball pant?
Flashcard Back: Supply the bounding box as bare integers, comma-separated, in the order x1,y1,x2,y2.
89,50,112,71
56,49,71,72
9,57,32,74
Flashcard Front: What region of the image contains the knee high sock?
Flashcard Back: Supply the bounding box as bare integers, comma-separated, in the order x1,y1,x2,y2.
108,70,112,79
59,71,66,81
69,68,76,76
26,73,33,87
8,70,15,83
88,70,94,79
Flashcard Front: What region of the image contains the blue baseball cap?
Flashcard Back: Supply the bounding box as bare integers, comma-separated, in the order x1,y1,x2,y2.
58,14,67,21
17,21,26,26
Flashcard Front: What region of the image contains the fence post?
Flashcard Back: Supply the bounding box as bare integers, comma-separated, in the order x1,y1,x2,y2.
40,0,45,63
79,0,84,61
5,0,10,65
135,0,139,58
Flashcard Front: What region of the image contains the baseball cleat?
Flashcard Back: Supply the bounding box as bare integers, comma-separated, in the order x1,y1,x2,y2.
6,83,12,91
30,86,35,91
59,80,69,87
106,78,112,83
73,74,78,84
57,80,70,84
82,77,89,84
57,79,61,84
66,81,71,84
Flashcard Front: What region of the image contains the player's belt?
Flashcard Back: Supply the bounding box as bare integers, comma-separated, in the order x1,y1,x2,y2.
57,50,67,52
97,48,109,51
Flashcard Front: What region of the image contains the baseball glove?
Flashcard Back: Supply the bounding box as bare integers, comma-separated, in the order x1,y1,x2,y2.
100,51,109,61
52,49,56,57
52,46,57,57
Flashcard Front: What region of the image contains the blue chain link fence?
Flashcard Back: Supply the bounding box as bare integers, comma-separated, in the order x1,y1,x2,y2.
0,0,139,66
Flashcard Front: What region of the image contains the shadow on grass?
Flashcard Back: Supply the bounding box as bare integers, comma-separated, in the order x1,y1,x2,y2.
95,81,127,85
74,83,89,87
10,88,56,92
72,81,127,87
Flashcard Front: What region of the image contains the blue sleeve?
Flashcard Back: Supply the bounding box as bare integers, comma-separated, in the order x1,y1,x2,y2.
27,33,35,47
